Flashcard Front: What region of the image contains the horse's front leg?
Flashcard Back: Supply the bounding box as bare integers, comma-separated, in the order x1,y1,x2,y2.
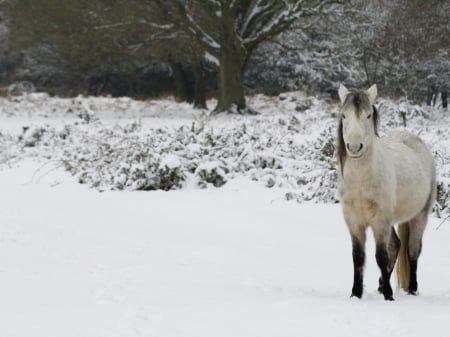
349,226,366,298
373,226,395,301
378,227,400,293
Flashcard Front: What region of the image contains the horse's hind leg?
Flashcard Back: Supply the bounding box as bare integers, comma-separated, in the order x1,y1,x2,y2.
407,210,428,295
378,227,400,293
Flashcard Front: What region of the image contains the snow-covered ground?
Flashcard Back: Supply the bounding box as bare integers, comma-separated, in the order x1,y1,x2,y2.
1,93,450,336
1,161,450,337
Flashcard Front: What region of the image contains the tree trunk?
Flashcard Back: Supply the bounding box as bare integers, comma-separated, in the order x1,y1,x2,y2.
169,60,191,103
214,45,247,113
213,11,249,114
192,62,207,109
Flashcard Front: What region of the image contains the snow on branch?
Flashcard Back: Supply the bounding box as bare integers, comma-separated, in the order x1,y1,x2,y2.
239,0,274,37
204,51,220,66
93,22,134,31
127,30,187,53
184,12,221,54
242,0,346,47
195,0,223,18
229,0,238,10
206,0,223,10
242,2,299,46
138,21,176,31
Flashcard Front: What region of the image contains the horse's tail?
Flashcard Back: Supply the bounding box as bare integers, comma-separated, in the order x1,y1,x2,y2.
396,222,410,291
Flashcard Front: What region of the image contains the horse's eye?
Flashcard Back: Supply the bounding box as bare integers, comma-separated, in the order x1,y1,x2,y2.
367,114,372,119
342,114,346,119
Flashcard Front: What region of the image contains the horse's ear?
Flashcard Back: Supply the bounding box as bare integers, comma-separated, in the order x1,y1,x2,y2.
338,84,350,104
366,84,377,106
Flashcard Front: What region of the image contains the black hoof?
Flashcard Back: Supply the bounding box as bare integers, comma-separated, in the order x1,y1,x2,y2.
351,292,362,299
408,290,418,296
351,286,363,299
379,281,393,301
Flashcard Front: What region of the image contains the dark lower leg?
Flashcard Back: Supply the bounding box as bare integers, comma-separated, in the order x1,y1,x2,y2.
378,228,400,294
407,209,427,295
378,276,383,293
408,240,421,295
376,243,394,301
351,237,365,298
408,259,418,295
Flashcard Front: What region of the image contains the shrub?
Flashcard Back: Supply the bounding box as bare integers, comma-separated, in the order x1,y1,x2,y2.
196,162,227,188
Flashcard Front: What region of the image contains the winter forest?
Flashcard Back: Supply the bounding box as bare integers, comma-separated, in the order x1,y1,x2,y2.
1,1,450,336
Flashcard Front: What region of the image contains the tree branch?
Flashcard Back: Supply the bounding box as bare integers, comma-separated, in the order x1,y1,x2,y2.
242,0,347,49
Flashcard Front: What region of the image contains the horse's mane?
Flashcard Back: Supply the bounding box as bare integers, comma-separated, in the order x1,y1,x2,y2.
337,91,379,173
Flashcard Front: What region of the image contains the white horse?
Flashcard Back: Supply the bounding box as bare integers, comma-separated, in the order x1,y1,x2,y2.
337,84,436,301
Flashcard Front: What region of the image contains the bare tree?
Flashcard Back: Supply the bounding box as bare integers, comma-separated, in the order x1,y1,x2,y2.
140,0,347,113
5,0,348,109
351,0,450,99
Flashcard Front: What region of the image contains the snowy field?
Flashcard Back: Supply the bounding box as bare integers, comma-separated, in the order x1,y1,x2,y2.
1,93,450,337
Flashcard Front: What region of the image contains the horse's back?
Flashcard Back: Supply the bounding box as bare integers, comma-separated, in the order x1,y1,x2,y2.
381,131,436,221
385,131,431,156
383,131,434,175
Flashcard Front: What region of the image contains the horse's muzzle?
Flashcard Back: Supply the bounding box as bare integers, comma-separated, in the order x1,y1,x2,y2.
346,143,364,156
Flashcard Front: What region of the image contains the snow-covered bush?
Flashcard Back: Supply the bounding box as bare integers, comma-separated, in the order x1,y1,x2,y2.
195,161,227,188
21,126,46,147
2,93,450,216
158,155,186,191
8,81,36,96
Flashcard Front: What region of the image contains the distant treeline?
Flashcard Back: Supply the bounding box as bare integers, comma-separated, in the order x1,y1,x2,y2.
0,0,449,110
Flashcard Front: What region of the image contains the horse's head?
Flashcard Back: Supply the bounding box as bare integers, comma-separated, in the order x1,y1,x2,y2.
337,84,379,167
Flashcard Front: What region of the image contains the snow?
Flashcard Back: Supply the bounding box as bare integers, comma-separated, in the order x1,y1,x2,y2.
1,161,450,337
159,154,182,170
204,51,219,66
240,0,272,36
0,93,203,133
196,160,221,171
1,93,450,336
